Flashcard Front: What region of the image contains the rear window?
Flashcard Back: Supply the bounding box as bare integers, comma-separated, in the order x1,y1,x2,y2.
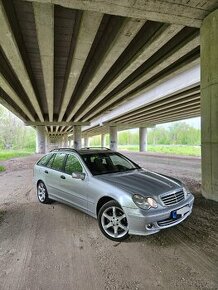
37,153,54,167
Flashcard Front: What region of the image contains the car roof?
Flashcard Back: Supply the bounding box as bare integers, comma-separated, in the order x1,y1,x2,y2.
49,147,114,155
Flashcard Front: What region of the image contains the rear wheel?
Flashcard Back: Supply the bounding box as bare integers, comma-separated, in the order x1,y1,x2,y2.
37,181,52,204
98,200,129,241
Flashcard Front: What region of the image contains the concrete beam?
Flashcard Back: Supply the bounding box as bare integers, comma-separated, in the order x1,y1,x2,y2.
33,2,54,122
85,64,200,130
0,0,44,122
0,96,26,123
71,18,145,120
78,24,183,121
58,11,103,123
84,32,200,121
24,0,216,27
25,121,90,126
116,95,200,123
113,87,200,122
201,10,218,202
0,75,35,121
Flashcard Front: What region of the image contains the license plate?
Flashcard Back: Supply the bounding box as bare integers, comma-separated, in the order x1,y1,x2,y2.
171,206,190,219
177,206,190,216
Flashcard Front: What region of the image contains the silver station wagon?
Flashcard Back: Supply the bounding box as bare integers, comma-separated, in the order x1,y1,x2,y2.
33,148,194,241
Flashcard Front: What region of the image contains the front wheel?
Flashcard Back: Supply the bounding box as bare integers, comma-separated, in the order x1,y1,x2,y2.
98,200,129,242
37,181,52,204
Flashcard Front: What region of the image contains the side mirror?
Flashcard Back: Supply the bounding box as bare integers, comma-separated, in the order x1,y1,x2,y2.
72,172,86,180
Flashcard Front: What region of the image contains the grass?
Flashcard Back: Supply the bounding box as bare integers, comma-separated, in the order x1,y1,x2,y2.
0,165,5,172
118,145,201,157
0,149,34,161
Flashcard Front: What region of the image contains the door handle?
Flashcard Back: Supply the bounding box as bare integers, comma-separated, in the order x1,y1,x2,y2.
44,170,48,174
60,175,66,179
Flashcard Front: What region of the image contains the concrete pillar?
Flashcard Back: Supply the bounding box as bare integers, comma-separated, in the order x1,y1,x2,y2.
101,134,105,147
73,125,82,150
63,134,68,147
84,135,89,147
110,126,117,151
36,126,46,154
201,10,218,202
139,127,148,152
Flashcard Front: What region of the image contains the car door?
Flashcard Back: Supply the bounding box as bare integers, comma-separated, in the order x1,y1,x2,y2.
61,153,88,211
45,152,68,200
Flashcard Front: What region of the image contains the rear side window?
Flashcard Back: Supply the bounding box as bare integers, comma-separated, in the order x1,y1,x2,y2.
37,153,53,167
51,153,66,171
64,154,83,175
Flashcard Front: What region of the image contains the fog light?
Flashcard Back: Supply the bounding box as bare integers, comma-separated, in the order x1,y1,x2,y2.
147,223,153,229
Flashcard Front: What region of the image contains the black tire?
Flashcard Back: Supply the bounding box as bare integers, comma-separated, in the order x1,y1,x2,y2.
98,200,129,242
37,181,52,204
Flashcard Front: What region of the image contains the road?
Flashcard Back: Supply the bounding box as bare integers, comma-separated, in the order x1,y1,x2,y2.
0,153,217,290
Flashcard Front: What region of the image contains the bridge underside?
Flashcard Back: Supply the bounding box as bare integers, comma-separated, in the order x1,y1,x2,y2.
0,0,218,201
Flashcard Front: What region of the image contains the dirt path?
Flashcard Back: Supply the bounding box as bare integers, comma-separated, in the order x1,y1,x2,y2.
0,154,217,290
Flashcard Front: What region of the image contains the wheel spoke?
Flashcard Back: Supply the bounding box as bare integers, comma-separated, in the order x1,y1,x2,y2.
118,223,127,231
117,214,126,222
113,225,118,237
103,222,113,229
103,212,111,221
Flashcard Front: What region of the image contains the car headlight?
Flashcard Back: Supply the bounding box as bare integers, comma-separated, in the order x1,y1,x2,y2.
132,194,157,210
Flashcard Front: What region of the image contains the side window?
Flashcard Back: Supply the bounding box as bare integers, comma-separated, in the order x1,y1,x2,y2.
51,153,66,171
64,154,83,175
47,153,56,168
37,153,53,166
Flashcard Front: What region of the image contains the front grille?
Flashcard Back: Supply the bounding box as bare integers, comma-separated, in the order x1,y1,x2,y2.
157,217,180,227
161,190,184,206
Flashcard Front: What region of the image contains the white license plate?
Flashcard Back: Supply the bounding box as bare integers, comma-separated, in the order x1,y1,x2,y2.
177,206,190,215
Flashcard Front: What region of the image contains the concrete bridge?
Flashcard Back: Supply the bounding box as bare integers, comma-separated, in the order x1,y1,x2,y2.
0,0,217,201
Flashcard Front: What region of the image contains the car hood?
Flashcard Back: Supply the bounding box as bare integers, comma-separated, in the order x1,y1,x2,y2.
95,170,182,197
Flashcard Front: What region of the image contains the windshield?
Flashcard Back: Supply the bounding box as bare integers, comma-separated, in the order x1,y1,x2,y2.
81,152,140,175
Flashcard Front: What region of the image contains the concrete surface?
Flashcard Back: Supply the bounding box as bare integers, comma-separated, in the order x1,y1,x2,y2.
0,153,217,290
201,9,218,202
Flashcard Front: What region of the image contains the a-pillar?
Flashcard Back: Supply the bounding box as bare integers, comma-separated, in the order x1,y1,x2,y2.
36,126,46,154
84,135,89,147
201,10,218,202
139,127,148,152
101,134,105,147
110,126,117,151
74,125,81,150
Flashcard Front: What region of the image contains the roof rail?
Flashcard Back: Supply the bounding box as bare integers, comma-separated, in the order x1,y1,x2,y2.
50,147,78,153
80,147,110,150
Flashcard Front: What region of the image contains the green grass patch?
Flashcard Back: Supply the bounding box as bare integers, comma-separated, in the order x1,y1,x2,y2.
0,165,5,172
0,150,34,161
118,145,201,157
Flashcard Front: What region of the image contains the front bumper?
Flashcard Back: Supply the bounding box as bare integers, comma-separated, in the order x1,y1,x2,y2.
123,194,194,236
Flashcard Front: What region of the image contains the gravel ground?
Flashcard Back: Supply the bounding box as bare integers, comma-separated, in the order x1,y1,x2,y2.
0,153,217,290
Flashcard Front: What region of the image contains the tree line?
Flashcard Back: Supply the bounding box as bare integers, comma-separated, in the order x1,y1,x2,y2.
0,105,201,150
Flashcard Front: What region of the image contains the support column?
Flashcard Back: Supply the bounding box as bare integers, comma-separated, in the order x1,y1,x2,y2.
73,125,81,150
139,127,148,152
201,10,218,202
36,126,46,154
63,134,69,147
101,134,105,147
110,126,117,151
84,135,89,147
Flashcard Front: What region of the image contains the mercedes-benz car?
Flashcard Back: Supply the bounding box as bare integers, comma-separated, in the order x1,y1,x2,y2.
33,147,194,241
